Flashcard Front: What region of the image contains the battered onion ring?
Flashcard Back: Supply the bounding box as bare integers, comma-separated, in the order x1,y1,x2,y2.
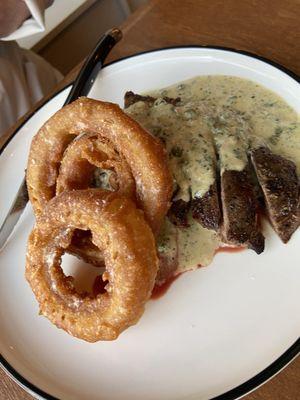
26,190,158,342
56,132,136,266
56,132,135,197
26,97,172,233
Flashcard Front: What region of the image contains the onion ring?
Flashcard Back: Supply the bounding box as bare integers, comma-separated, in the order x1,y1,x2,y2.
26,97,173,233
26,189,158,342
56,132,135,197
56,132,136,266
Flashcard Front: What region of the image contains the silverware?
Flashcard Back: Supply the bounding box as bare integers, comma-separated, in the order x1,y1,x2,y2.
0,27,122,250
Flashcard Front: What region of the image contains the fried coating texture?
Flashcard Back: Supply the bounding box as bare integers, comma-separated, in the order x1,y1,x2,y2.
26,190,158,342
26,97,173,233
56,132,135,198
56,132,136,266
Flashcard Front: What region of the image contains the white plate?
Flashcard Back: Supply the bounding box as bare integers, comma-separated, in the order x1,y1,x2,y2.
0,47,299,400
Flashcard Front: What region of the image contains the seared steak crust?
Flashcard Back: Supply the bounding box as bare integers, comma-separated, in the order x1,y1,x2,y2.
251,147,299,243
191,182,221,231
221,164,265,254
168,199,190,227
124,91,181,109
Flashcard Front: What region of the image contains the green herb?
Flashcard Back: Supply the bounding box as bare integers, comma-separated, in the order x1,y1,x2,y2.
233,148,243,160
171,146,183,157
158,242,167,252
264,102,276,107
151,126,162,135
269,126,283,145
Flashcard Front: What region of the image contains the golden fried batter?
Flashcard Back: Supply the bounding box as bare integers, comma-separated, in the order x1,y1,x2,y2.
26,190,158,342
26,97,172,233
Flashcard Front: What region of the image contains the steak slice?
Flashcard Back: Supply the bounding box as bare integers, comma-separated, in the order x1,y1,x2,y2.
251,146,299,243
221,164,265,254
168,199,191,227
191,182,221,230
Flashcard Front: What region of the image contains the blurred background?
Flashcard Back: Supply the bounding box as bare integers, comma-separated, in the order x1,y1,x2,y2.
18,0,148,75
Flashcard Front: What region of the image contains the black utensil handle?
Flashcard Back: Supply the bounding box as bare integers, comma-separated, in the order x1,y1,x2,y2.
63,27,122,106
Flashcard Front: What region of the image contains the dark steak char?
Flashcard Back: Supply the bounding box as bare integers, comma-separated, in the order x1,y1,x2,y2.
168,199,190,227
251,147,299,243
191,182,221,231
221,164,265,254
169,187,221,231
124,91,181,109
124,91,155,108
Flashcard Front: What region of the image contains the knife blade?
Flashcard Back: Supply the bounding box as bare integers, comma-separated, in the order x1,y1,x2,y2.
0,27,122,250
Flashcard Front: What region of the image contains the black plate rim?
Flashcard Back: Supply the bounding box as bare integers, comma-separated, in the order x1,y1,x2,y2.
0,45,299,400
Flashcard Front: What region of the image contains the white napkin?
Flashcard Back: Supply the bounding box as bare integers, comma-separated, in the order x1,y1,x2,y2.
1,0,45,41
0,0,62,137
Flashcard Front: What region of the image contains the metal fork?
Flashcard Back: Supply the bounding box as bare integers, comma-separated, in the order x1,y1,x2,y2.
0,27,122,250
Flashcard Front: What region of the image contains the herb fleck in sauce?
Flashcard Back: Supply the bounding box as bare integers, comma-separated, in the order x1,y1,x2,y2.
126,75,299,278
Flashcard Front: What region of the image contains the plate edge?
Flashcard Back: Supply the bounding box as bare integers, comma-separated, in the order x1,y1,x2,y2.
0,45,299,400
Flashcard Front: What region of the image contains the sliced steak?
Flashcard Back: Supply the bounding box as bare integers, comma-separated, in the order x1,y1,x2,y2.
221,164,265,254
168,199,191,227
191,182,221,230
251,146,299,243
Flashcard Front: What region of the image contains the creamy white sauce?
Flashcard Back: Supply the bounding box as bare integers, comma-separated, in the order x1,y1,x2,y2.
126,75,300,277
127,100,216,200
151,75,300,174
177,216,220,271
